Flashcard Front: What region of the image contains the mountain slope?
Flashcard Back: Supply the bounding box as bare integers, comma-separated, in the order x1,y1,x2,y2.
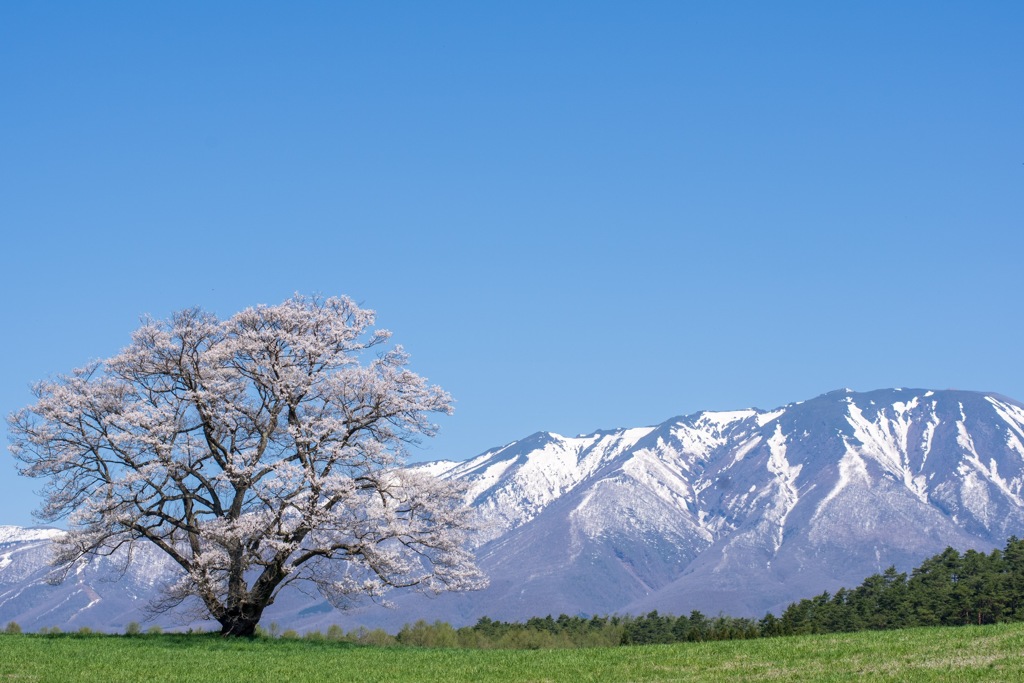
405,388,1024,624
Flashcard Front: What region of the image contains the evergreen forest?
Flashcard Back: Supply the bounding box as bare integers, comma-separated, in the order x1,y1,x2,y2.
387,537,1024,648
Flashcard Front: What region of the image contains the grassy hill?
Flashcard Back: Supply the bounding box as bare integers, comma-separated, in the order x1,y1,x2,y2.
1,622,1022,682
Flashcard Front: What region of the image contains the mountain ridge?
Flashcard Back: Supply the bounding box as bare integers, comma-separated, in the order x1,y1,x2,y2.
3,387,1024,632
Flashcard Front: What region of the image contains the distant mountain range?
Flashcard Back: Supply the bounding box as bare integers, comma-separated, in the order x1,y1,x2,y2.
3,388,1024,633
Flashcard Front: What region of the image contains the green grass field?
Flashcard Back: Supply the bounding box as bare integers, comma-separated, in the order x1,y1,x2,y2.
1,623,1023,682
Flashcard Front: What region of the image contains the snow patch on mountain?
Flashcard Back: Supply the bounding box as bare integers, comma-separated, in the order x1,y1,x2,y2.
844,399,927,501
920,410,940,469
451,427,658,544
0,527,63,545
815,447,870,515
763,425,801,552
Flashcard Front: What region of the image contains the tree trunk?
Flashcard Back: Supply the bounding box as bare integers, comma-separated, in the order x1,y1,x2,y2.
215,562,286,637
218,602,267,638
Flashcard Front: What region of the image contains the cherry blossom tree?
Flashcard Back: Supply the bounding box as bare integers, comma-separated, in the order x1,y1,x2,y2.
8,295,485,637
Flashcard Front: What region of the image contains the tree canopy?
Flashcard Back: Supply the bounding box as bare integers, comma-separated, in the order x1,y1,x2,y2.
8,294,485,636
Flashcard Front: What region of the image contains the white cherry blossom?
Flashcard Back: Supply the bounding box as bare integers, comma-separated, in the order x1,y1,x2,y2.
8,294,486,637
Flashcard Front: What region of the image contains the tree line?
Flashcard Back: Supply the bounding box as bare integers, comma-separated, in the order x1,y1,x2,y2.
770,536,1024,636
393,536,1024,648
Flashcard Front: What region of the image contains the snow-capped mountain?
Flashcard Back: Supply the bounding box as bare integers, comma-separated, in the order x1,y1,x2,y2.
4,388,1024,632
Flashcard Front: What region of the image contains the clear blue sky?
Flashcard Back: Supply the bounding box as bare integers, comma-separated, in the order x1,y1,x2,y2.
1,2,1021,526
